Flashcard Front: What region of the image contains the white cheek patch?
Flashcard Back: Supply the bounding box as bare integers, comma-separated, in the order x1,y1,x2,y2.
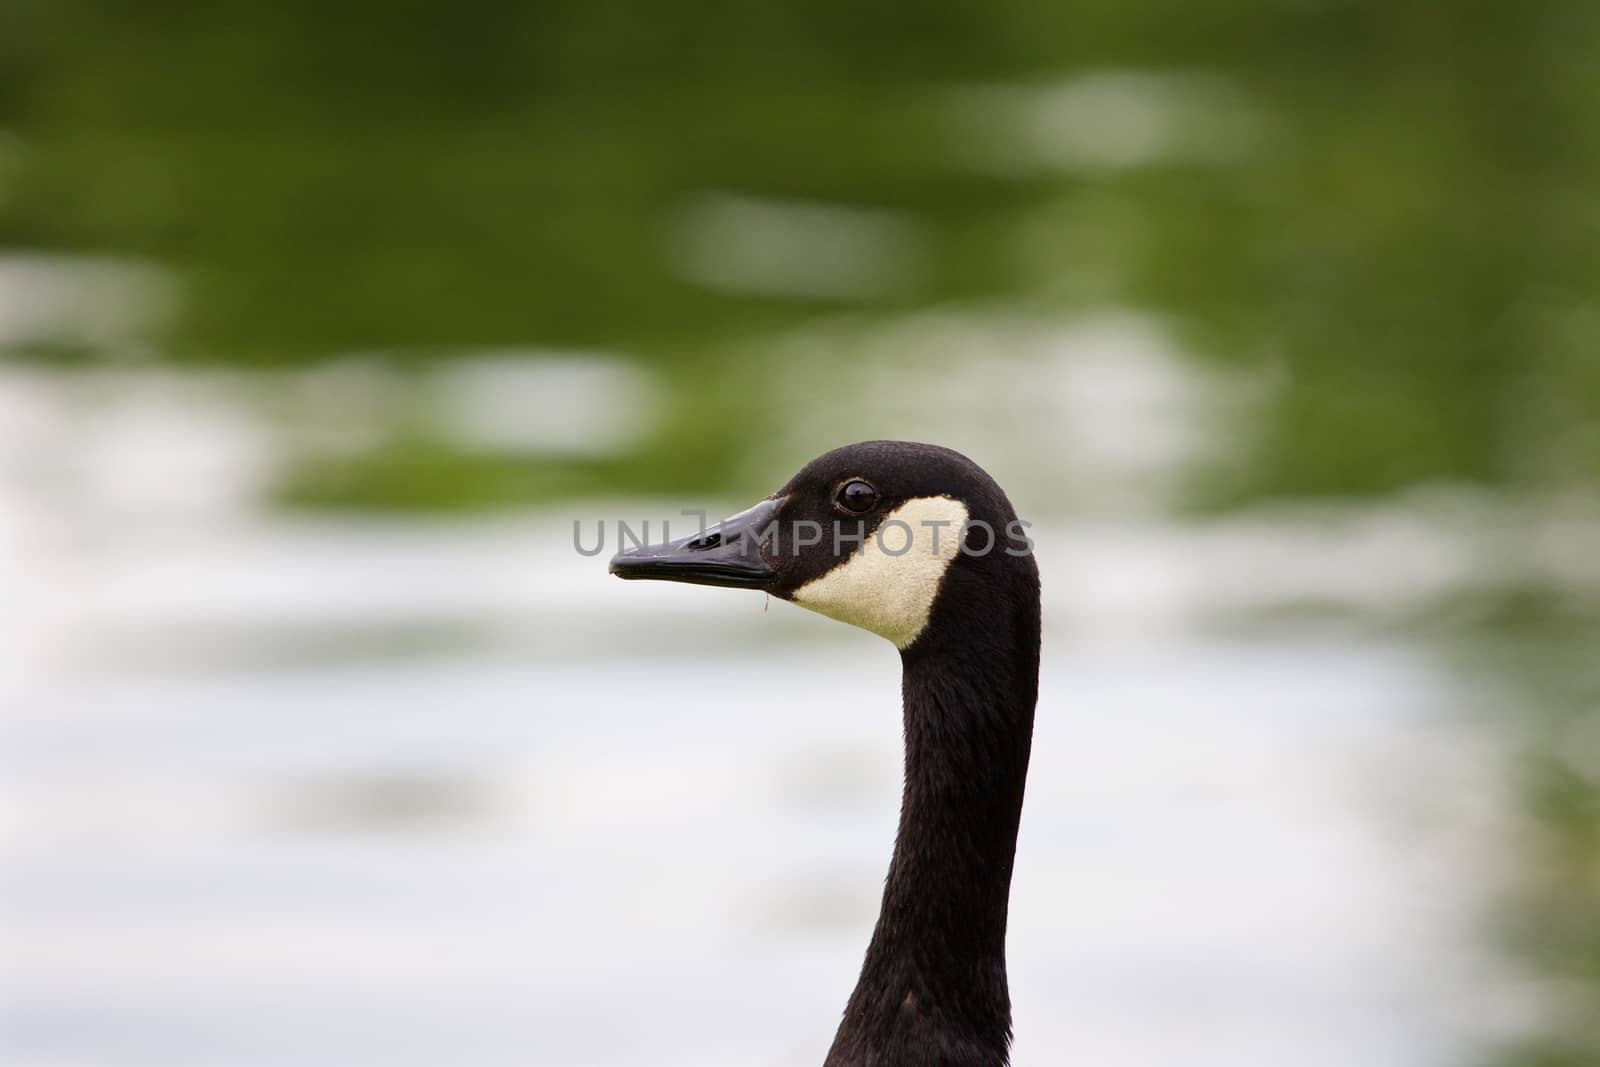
790,496,968,648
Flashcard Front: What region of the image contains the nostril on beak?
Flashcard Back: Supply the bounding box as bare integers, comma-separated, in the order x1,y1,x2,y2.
687,531,722,551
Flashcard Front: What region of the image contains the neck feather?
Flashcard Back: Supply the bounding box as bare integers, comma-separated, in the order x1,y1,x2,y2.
825,569,1040,1067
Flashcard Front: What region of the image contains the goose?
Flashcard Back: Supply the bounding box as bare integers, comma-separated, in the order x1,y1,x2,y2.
609,440,1041,1067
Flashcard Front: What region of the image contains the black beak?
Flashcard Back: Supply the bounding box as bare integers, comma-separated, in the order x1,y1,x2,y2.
608,497,781,590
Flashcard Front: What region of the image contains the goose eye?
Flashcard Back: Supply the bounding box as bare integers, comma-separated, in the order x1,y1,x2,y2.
836,479,878,514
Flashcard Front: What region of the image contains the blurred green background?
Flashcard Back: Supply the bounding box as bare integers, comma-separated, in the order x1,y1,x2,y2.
4,2,1596,505
2,3,1598,1066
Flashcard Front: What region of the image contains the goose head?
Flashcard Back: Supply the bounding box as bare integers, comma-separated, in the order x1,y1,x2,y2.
609,440,1034,650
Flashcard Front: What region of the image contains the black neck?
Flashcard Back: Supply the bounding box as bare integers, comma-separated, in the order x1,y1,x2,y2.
825,578,1040,1067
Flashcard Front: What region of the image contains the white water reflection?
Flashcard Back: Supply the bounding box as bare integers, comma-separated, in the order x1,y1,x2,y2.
943,70,1274,176
0,254,178,351
6,628,1485,1067
667,193,926,301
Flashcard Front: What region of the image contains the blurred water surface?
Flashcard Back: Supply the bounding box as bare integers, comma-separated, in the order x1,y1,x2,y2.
3,6,1600,1064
